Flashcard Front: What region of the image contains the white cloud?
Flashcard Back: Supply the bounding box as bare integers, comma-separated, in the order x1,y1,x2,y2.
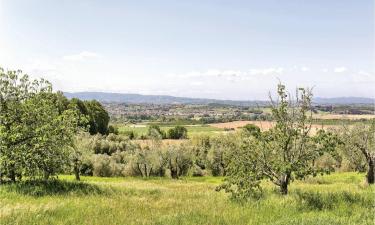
301,66,309,72
62,51,100,61
174,67,284,80
333,67,347,73
352,70,375,83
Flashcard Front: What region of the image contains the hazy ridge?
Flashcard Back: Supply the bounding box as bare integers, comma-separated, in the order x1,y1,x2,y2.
64,92,374,106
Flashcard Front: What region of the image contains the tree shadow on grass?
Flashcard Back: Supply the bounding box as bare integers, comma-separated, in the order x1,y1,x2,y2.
2,179,110,197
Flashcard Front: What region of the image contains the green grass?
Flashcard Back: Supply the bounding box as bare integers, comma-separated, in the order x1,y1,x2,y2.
1,172,374,225
118,124,223,138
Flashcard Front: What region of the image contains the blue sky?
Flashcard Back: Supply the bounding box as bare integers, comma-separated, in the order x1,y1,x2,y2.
0,0,374,100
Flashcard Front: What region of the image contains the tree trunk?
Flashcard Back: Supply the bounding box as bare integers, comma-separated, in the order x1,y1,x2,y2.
279,173,290,195
171,167,178,179
367,158,374,184
144,164,148,178
9,165,16,182
74,167,81,181
44,171,50,181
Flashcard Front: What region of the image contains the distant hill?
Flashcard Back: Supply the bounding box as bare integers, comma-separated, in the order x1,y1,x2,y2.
64,92,374,106
313,97,375,105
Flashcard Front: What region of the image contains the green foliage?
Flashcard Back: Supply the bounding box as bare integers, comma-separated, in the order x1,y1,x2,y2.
220,84,340,198
217,136,264,200
84,100,110,135
190,135,211,172
167,125,188,139
91,134,137,155
147,124,166,139
108,124,119,135
242,124,261,137
339,121,375,184
68,98,90,129
0,68,78,181
161,145,194,179
208,134,238,176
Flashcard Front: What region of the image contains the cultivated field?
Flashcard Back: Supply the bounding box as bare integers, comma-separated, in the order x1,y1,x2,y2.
209,120,337,134
0,173,373,225
312,114,375,120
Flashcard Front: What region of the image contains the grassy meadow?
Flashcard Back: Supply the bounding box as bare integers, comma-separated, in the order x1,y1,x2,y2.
1,172,374,225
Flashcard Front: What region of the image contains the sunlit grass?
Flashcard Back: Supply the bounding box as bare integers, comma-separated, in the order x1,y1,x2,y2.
0,172,374,225
118,124,224,138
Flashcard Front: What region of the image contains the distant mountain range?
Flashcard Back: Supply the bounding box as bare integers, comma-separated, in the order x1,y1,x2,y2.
64,92,374,106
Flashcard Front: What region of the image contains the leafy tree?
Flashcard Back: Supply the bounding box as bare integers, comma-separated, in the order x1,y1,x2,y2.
220,84,335,197
84,100,110,135
25,92,78,180
167,126,188,139
340,121,375,184
0,68,78,181
68,98,90,128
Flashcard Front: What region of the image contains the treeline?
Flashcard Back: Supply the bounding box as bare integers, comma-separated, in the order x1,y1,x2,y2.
120,124,188,140
111,113,273,125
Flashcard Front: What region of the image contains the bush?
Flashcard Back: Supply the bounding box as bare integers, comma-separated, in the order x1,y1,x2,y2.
167,126,188,139
147,124,166,139
108,125,119,135
242,124,261,137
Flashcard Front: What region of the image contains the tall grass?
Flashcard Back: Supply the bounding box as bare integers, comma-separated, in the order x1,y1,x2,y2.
0,172,374,225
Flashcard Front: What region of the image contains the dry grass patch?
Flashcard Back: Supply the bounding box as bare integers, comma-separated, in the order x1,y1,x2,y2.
209,121,337,135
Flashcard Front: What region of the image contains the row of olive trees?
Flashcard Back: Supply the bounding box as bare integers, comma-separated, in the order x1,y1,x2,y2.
71,131,239,179
0,68,110,182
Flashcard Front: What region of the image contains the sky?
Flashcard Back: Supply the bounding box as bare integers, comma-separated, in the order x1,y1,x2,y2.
0,0,374,100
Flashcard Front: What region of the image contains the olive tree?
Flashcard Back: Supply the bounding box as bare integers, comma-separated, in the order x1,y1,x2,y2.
162,144,193,179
